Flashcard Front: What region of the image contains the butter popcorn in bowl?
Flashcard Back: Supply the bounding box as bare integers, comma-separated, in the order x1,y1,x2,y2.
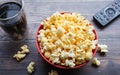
36,12,98,69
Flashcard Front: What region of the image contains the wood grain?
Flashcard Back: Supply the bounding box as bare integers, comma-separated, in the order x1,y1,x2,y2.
0,0,120,75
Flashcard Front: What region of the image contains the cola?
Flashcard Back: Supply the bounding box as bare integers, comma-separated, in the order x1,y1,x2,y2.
0,2,27,40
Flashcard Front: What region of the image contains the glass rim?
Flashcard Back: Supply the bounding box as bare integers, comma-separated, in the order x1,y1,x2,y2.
0,0,24,20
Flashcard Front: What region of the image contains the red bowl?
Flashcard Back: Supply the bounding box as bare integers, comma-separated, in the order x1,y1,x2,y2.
36,12,98,69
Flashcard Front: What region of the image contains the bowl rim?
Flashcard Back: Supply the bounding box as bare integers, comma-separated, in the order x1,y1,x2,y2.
36,12,98,69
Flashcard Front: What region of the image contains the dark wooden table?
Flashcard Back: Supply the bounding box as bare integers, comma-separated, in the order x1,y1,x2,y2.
0,0,120,75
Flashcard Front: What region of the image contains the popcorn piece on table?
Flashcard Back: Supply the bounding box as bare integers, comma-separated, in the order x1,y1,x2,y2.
101,49,108,53
21,45,30,54
92,58,100,66
98,44,107,50
27,62,35,74
13,53,26,61
48,70,59,75
13,45,30,61
98,44,108,53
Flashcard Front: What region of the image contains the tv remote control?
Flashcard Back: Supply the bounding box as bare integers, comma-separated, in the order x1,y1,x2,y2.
93,0,120,26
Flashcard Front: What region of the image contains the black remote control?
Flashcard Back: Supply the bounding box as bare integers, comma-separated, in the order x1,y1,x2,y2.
93,0,120,26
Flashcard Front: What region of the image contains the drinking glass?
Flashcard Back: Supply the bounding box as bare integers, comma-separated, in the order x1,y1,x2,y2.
0,0,27,40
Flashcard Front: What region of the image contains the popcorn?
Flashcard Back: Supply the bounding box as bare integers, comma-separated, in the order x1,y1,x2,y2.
85,52,93,61
13,45,30,61
67,50,75,58
98,44,107,50
101,49,108,53
55,40,62,46
13,53,26,61
92,58,100,66
52,58,60,64
44,51,51,58
88,26,94,32
65,59,75,67
56,26,65,36
37,12,97,67
41,37,48,43
98,44,108,53
48,70,59,75
27,62,35,74
21,45,30,54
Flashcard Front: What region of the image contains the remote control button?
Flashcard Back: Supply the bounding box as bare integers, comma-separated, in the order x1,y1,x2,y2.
115,2,118,4
112,4,115,6
105,8,116,17
115,0,120,4
118,4,120,7
103,14,106,18
118,9,120,12
94,15,106,25
106,18,110,21
99,17,103,21
112,3,115,6
115,6,118,9
100,12,104,15
94,15,99,19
